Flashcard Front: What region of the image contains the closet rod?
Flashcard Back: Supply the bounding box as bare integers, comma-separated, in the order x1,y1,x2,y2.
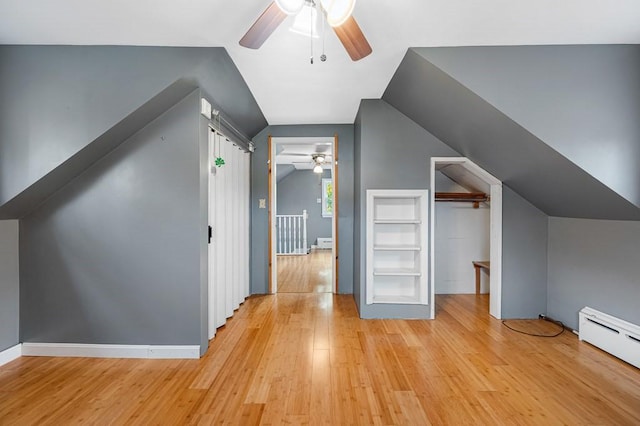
435,192,488,209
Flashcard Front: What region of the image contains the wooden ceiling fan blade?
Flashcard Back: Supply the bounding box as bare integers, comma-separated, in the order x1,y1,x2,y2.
239,1,287,49
333,16,372,61
280,152,333,157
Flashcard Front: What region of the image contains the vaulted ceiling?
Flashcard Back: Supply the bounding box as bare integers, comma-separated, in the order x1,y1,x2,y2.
1,0,639,125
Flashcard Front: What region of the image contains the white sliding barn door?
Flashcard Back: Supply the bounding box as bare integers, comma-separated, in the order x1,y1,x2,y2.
241,150,251,298
208,129,251,340
223,137,234,318
213,130,227,330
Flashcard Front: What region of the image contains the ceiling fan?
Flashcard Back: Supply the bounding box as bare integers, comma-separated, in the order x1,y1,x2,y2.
289,153,329,173
239,0,372,61
280,151,332,162
278,148,332,172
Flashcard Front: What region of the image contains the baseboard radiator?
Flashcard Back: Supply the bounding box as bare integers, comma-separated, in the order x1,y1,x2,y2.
579,307,640,369
317,237,332,249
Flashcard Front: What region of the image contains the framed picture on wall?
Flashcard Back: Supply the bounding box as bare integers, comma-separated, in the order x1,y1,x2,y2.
322,178,333,218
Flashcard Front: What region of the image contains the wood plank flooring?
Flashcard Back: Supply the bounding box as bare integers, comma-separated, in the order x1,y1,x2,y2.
1,294,639,424
277,249,332,293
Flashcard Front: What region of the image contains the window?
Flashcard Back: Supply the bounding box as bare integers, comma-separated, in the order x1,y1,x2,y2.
322,178,333,217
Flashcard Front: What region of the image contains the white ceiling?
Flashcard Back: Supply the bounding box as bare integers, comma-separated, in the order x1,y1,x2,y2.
1,0,639,125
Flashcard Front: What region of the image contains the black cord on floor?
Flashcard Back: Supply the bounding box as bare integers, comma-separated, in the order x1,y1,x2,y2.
502,318,565,337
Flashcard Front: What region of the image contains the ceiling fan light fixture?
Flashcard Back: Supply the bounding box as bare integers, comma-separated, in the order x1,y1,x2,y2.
275,0,305,15
290,4,319,38
320,0,356,27
240,0,371,62
312,153,326,163
312,153,326,173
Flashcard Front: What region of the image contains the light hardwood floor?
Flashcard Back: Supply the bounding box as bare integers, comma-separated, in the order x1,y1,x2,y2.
277,249,332,293
1,294,639,425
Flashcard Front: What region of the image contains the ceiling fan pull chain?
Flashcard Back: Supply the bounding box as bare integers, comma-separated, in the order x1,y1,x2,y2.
310,2,314,64
321,2,327,62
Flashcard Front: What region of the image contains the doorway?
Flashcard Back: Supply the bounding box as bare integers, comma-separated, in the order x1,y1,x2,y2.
430,157,503,319
269,136,338,294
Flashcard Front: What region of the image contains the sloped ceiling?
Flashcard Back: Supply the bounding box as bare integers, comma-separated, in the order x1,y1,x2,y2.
0,46,266,218
437,164,490,195
414,45,640,208
1,4,639,220
383,48,640,220
1,1,639,124
0,79,199,219
276,164,296,183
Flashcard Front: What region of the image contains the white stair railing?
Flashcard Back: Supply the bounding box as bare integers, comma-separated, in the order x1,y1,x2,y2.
276,210,308,255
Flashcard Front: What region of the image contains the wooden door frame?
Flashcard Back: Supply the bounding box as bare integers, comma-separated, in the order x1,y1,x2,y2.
268,135,339,294
333,134,339,294
268,135,273,293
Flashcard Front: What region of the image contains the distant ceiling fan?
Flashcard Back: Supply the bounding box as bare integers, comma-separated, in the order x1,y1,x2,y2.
239,0,372,61
289,153,329,173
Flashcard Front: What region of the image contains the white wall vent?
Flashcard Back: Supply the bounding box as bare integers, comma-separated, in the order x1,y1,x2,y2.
579,307,640,369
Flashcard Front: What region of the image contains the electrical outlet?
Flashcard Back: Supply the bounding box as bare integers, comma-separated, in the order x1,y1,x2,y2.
317,198,321,204
259,199,266,209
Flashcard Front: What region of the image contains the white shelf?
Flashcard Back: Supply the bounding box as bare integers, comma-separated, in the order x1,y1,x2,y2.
373,219,421,224
373,268,421,276
366,189,429,307
373,245,421,251
371,295,425,305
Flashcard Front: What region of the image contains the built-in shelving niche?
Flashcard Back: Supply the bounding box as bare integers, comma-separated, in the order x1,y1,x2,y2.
366,190,429,305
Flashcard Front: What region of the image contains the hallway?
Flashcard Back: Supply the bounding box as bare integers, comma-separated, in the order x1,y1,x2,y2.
277,249,332,293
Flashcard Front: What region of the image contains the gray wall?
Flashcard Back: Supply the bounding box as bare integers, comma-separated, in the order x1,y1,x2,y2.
277,169,332,249
548,217,640,330
276,164,296,183
0,45,267,212
355,100,549,320
354,99,458,319
20,91,207,351
382,46,640,324
415,45,640,208
501,186,548,319
0,220,19,352
0,46,265,355
383,48,640,220
251,125,354,294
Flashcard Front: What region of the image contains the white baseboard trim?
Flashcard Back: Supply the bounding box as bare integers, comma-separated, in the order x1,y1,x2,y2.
0,344,22,367
21,343,200,359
